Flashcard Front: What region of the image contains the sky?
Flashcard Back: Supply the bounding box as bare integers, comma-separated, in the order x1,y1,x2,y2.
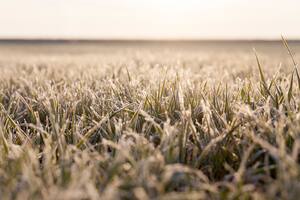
0,0,300,40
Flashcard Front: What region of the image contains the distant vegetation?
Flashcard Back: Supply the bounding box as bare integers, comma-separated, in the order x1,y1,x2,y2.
0,39,300,199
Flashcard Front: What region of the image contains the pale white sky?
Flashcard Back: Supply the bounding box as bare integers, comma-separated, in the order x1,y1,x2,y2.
0,0,300,39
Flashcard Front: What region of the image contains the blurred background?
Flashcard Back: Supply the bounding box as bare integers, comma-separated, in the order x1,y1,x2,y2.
1,0,300,40
0,0,299,73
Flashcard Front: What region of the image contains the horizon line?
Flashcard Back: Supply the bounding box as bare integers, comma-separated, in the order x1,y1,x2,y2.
1,37,300,43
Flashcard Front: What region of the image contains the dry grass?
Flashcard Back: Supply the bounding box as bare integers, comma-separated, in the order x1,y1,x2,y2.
0,41,300,199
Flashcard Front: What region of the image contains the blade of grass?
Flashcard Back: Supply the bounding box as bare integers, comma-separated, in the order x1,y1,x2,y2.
76,104,131,148
288,69,294,103
282,35,300,90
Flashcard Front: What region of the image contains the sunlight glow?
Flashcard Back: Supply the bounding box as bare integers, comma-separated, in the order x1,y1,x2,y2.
0,0,299,39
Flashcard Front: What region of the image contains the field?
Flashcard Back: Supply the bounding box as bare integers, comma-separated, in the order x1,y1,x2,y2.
1,40,300,199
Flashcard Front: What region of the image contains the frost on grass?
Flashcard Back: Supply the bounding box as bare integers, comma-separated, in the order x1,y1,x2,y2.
0,42,300,199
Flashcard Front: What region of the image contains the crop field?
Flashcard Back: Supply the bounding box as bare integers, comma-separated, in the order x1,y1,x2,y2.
1,40,300,199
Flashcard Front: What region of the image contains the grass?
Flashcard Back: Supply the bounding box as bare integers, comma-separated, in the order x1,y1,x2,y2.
0,41,300,199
